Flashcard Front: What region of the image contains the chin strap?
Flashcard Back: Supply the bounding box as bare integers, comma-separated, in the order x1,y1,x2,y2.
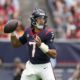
36,23,44,29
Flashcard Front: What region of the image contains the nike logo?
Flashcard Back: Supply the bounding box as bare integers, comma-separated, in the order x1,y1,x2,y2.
43,67,47,69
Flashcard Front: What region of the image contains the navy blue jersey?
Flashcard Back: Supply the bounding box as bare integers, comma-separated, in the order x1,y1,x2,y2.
19,27,56,64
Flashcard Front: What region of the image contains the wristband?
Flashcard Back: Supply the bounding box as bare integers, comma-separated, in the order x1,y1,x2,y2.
39,43,49,53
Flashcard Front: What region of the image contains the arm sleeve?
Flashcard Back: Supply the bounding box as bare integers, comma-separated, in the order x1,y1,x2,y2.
19,32,27,44
45,31,56,49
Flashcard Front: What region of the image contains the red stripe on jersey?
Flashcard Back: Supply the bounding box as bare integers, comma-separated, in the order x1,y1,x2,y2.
45,28,53,36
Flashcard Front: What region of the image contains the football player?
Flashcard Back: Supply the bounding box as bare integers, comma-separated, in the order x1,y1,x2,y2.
11,8,57,80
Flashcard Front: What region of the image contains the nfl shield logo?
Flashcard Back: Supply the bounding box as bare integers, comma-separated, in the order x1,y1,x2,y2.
26,34,29,38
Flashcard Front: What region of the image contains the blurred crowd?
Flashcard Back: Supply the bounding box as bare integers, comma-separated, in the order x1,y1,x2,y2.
1,0,80,40
48,0,80,39
13,57,25,80
68,64,80,80
0,0,20,40
0,57,25,80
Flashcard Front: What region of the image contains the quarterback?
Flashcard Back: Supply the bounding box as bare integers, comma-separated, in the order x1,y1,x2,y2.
10,9,57,80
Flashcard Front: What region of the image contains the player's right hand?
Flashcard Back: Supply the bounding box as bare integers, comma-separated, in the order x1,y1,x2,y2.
34,35,42,47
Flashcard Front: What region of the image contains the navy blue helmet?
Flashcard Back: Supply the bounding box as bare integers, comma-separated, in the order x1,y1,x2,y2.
31,8,47,28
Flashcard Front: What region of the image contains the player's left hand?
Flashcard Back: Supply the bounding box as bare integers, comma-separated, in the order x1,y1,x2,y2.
34,35,42,47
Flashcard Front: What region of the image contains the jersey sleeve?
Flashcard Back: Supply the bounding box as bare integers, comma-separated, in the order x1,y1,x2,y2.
19,32,27,44
45,31,56,49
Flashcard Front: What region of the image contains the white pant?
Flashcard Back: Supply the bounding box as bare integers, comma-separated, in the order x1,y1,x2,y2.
21,61,55,80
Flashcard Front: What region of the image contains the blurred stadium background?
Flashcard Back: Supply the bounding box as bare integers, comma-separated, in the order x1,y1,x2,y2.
0,0,80,80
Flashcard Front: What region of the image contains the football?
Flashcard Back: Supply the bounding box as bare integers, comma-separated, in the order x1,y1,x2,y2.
4,20,18,33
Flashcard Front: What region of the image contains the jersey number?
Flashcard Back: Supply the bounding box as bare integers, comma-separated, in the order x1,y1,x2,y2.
29,42,36,57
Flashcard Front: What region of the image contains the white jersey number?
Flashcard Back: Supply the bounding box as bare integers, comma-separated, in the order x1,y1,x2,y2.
29,42,36,57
